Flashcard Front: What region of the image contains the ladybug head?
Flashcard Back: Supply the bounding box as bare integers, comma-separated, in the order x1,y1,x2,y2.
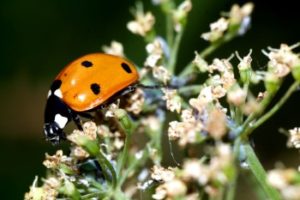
43,122,65,145
44,80,71,145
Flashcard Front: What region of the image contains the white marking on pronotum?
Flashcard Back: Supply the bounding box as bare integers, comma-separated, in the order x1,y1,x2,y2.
78,94,86,102
54,89,63,98
54,114,68,129
47,90,52,98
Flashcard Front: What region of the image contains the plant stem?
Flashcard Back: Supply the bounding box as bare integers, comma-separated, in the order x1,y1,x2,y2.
112,188,131,200
241,89,276,132
118,147,149,186
200,31,234,58
79,137,117,188
179,30,237,76
241,81,299,138
97,149,117,188
115,113,135,189
178,84,201,95
117,132,131,181
179,62,194,76
168,27,185,74
166,13,174,50
225,173,237,200
252,81,299,130
225,138,241,200
243,143,281,199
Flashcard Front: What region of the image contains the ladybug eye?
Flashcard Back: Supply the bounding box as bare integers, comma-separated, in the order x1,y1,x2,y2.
90,83,101,95
81,60,93,68
121,63,132,73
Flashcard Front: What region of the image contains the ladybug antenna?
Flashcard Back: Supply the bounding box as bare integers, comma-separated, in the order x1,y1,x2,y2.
137,83,177,90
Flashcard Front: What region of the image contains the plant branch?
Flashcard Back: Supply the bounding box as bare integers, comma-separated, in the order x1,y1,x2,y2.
179,30,237,76
241,81,299,139
243,143,281,200
252,81,299,130
225,138,241,200
166,13,174,49
168,27,185,74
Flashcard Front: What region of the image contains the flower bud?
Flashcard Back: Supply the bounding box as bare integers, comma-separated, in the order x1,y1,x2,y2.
24,177,44,200
236,50,252,83
73,135,100,156
173,0,192,32
59,164,75,175
292,64,300,82
264,72,281,94
62,179,80,200
115,109,133,134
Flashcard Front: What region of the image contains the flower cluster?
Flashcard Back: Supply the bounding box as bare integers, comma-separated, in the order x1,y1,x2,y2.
168,108,203,146
173,0,192,32
201,2,254,42
266,127,300,200
102,41,124,57
144,38,171,84
267,168,300,200
150,143,234,199
25,121,126,199
25,176,61,200
263,43,300,78
127,8,155,37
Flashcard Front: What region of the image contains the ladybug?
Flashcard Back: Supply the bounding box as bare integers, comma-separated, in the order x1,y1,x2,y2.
44,53,139,145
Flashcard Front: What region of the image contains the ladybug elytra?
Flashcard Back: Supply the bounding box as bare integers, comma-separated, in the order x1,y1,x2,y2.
44,53,139,144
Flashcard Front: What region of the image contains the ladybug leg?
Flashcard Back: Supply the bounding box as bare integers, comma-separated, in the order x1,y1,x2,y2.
78,159,105,181
119,85,136,96
99,104,107,110
59,131,67,140
77,112,94,120
70,111,83,130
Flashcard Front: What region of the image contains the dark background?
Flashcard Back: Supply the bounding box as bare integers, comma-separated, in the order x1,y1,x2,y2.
1,0,300,199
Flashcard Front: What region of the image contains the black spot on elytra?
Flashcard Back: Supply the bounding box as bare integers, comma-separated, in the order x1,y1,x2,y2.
90,83,100,95
50,80,62,91
81,60,93,68
121,63,132,73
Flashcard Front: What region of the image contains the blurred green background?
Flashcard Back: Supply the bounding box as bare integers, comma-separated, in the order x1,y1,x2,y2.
1,0,300,199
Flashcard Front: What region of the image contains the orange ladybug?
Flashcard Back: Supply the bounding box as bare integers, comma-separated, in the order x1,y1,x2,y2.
44,53,139,144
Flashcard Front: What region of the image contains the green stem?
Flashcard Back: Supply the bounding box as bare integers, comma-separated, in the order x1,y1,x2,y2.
241,90,275,132
225,138,241,200
241,81,299,138
115,112,135,189
243,143,281,199
81,192,104,199
168,27,185,74
179,62,194,76
179,30,237,76
178,84,202,95
117,133,131,181
154,124,164,164
118,147,149,186
166,13,174,49
78,137,117,188
252,81,299,130
225,175,237,199
97,149,117,189
229,104,235,122
235,106,243,125
200,32,233,58
112,188,131,200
